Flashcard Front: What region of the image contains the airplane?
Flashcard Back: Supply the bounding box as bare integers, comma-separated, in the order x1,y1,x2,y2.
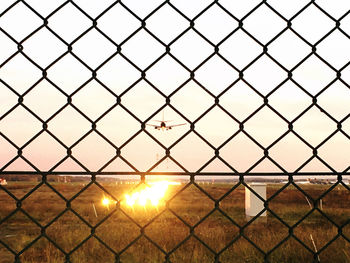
147,111,186,131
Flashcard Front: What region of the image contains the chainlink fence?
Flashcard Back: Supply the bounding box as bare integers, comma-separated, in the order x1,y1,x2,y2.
1,0,350,262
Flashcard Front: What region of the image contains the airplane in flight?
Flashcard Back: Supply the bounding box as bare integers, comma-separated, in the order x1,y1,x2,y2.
147,112,186,131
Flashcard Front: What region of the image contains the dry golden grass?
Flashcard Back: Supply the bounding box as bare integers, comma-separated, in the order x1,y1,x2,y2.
0,181,349,263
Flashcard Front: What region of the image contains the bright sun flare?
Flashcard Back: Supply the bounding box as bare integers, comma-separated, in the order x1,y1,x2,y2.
124,181,180,208
101,181,181,208
101,197,111,206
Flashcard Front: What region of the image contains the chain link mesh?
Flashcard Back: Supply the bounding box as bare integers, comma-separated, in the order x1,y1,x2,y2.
1,0,350,262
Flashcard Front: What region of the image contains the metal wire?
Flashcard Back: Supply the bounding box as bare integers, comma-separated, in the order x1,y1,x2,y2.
0,0,350,262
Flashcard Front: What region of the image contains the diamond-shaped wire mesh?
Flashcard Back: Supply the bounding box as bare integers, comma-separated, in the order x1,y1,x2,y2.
1,0,350,262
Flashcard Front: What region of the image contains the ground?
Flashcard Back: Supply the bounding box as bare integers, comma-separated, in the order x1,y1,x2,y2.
0,181,350,263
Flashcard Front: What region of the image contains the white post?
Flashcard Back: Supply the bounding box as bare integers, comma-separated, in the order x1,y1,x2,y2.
305,196,312,209
92,203,98,218
245,183,266,220
310,234,320,262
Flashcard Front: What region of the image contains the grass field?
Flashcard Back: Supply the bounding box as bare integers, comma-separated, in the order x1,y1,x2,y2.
0,180,350,263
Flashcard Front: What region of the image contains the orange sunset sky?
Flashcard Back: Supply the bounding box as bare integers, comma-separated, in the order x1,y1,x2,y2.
1,0,350,174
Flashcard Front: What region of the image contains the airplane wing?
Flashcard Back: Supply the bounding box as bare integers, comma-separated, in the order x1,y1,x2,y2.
146,124,159,128
153,120,173,123
167,123,186,128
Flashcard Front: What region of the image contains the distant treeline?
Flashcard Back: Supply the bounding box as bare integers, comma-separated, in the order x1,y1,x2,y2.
0,174,119,182
1,174,41,181
1,174,329,184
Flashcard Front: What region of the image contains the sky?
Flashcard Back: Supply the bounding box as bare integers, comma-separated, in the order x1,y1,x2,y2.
1,0,350,174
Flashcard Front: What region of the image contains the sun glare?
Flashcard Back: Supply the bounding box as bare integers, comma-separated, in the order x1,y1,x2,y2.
102,197,111,206
124,181,180,208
